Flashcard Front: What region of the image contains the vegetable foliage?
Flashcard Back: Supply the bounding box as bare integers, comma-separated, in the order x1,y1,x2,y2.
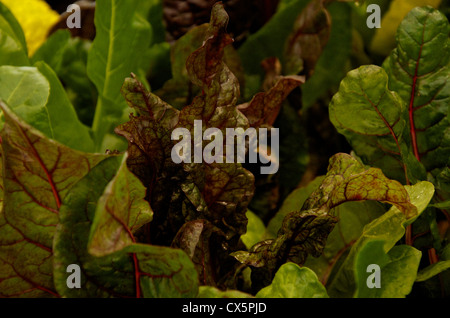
0,0,448,298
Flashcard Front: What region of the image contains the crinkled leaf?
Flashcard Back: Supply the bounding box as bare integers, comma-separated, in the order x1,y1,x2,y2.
53,155,198,298
283,0,331,77
115,4,259,287
232,211,337,292
115,77,184,245
87,0,152,151
116,1,253,244
232,153,420,291
0,2,29,66
88,155,153,257
0,102,108,297
0,64,94,152
327,181,435,297
256,263,329,298
237,75,304,128
301,1,352,109
303,153,418,219
355,241,422,298
382,6,450,173
155,23,245,110
265,176,325,239
172,219,230,287
238,0,311,76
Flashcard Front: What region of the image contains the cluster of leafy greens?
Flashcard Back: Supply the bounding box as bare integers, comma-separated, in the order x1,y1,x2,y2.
0,0,448,298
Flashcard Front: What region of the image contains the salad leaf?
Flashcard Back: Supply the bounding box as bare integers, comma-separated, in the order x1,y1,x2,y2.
303,200,385,286
238,0,311,76
88,155,153,257
416,260,450,282
382,6,450,174
330,6,449,183
301,1,352,109
327,181,435,297
155,23,245,110
197,286,253,298
237,75,304,128
241,211,266,250
115,3,258,287
354,241,422,298
256,262,329,298
0,64,94,152
0,102,108,297
302,153,417,218
53,155,197,298
87,0,152,151
283,0,331,77
370,0,442,56
329,65,412,183
232,153,419,291
0,2,29,66
32,30,98,127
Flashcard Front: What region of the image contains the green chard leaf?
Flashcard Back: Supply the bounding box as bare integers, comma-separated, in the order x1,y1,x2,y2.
0,2,29,66
32,29,98,127
0,64,94,152
232,153,421,292
241,211,266,250
256,263,329,298
330,6,449,183
303,200,385,287
197,286,253,298
327,181,435,297
354,241,422,298
87,0,152,152
382,6,450,174
0,102,108,297
88,155,153,257
329,65,413,183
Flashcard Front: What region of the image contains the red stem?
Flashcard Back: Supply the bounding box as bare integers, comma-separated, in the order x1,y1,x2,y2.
409,24,425,162
132,253,141,298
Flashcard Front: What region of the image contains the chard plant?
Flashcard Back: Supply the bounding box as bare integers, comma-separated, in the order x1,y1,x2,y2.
0,0,448,298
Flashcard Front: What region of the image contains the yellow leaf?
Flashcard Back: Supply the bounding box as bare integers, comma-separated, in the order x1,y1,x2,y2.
0,0,59,56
